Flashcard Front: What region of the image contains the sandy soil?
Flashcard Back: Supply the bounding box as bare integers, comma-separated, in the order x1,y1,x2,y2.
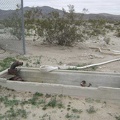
0,86,120,120
23,32,120,73
0,31,120,119
0,30,120,73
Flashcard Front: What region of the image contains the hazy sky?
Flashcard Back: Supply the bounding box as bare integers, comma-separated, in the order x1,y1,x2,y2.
24,0,120,15
0,0,120,15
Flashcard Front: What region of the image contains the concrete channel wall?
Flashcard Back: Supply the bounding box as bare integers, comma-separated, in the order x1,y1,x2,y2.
0,68,120,101
19,67,120,88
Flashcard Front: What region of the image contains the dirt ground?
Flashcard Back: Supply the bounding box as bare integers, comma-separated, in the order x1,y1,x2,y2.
24,35,120,73
0,86,120,120
0,32,120,119
1,31,120,73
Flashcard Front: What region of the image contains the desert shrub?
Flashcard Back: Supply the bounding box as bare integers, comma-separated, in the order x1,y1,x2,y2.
0,57,16,72
25,5,81,46
47,97,57,108
115,115,120,120
0,107,27,119
103,37,111,44
72,108,83,113
24,7,42,38
0,24,5,29
116,32,120,37
88,19,107,36
65,113,80,119
115,28,120,37
1,5,22,40
86,106,97,114
39,14,79,46
105,24,114,31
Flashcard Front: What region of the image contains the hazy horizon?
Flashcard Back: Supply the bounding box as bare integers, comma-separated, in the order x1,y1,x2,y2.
0,0,120,15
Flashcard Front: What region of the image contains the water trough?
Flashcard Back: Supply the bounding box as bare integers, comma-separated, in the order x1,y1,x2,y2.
0,67,120,101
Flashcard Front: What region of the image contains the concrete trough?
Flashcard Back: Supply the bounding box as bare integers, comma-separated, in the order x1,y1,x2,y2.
0,67,120,101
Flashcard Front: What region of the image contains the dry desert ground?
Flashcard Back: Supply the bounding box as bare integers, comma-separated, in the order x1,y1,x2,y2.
0,25,120,120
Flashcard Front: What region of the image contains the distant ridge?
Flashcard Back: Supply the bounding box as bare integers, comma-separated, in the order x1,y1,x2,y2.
0,6,120,21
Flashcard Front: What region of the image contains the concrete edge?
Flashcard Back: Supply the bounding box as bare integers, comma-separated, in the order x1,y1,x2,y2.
0,80,120,101
19,67,120,76
1,67,120,76
0,68,120,101
0,69,8,76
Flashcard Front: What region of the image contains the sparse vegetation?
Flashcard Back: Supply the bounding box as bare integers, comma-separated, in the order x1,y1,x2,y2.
72,108,83,113
44,96,64,109
65,113,80,119
116,29,120,37
2,5,22,40
67,65,98,71
0,86,119,120
16,56,29,61
47,97,57,108
24,6,117,47
25,62,29,67
95,99,101,103
0,107,27,119
0,4,120,120
24,5,81,46
115,115,120,120
0,57,16,72
86,106,97,114
103,37,111,44
85,98,94,103
0,3,120,56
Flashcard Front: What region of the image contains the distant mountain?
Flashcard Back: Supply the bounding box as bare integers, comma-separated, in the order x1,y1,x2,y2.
0,6,63,20
0,9,15,19
0,6,120,21
82,13,120,21
23,6,63,15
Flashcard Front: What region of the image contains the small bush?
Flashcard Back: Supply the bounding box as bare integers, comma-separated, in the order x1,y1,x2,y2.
65,113,80,119
0,107,28,119
116,32,120,37
2,7,22,40
72,108,83,113
25,5,81,46
0,24,5,29
25,62,29,67
47,97,57,108
0,57,15,72
33,92,43,97
104,37,110,44
115,115,120,120
85,98,94,103
86,106,97,114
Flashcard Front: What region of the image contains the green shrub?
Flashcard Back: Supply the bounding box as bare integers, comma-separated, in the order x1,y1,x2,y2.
115,115,120,120
25,5,81,46
2,6,22,40
0,57,15,72
86,106,97,114
117,32,120,37
47,97,57,108
72,108,83,113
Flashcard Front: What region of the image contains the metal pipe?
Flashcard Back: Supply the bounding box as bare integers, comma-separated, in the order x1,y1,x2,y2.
21,0,26,54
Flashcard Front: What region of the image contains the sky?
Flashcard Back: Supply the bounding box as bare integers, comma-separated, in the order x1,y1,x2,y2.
0,0,120,15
